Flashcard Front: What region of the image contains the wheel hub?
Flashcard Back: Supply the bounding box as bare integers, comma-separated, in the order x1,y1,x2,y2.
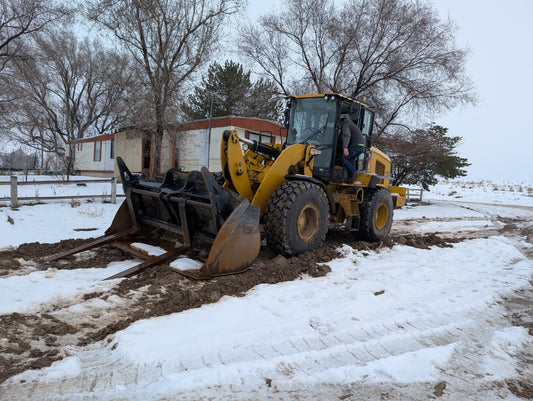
297,203,320,242
375,203,389,230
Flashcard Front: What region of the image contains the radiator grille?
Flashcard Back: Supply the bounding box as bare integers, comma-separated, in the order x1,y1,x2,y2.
376,161,386,177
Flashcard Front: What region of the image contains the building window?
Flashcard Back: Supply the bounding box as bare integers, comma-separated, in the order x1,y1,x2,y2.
77,142,82,151
94,141,101,161
109,139,114,159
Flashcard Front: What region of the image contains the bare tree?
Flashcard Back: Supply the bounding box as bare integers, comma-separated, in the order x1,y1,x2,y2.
240,0,475,137
0,0,72,131
3,30,136,174
0,0,71,74
87,0,244,178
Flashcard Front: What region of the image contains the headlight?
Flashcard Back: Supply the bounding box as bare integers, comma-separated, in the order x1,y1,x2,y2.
309,148,321,156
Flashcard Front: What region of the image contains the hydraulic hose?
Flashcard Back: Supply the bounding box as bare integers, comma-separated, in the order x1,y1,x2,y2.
239,137,281,159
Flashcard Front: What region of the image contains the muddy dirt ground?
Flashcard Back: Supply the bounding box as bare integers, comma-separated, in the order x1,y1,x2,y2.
0,218,532,398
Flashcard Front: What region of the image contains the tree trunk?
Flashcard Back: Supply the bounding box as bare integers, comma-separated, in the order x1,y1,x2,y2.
150,98,165,180
151,126,163,180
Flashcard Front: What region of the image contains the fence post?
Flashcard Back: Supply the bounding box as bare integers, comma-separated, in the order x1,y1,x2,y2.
111,177,117,204
419,188,423,202
10,176,18,208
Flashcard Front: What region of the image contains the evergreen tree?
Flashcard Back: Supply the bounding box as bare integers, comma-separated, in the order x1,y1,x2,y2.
182,60,281,121
375,125,470,190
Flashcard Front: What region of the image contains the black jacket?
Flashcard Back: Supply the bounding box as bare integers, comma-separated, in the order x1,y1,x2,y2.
341,119,364,148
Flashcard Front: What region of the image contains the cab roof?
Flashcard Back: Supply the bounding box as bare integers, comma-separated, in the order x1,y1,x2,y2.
287,93,370,109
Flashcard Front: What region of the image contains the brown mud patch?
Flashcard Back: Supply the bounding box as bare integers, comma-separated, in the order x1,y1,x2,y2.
502,281,533,400
505,282,533,336
506,380,533,400
0,313,77,383
0,238,130,277
0,231,465,383
78,243,338,345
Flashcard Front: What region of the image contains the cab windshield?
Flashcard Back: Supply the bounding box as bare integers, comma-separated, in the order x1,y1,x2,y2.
286,97,337,171
286,97,337,146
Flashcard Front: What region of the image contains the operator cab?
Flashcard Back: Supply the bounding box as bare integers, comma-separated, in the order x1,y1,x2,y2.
284,93,374,182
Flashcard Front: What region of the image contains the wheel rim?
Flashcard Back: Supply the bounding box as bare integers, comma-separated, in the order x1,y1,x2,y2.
297,203,320,242
375,203,389,230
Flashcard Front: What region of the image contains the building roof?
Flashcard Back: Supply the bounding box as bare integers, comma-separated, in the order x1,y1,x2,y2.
70,133,115,144
179,115,284,135
71,116,285,143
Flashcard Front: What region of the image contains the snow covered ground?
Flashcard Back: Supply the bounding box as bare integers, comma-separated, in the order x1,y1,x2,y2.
423,179,533,207
0,178,532,400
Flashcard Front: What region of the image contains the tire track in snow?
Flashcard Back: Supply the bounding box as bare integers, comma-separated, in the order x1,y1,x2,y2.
0,302,508,400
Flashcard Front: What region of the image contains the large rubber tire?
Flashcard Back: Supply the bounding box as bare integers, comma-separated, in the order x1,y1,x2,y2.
264,181,329,257
358,188,394,242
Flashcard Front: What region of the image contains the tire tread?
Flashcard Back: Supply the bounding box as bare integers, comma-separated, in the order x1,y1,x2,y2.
264,181,328,256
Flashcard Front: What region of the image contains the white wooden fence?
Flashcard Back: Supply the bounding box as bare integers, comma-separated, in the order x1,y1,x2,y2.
405,187,423,202
0,176,121,207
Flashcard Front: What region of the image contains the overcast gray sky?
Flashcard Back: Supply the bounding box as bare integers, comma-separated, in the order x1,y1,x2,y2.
246,0,533,183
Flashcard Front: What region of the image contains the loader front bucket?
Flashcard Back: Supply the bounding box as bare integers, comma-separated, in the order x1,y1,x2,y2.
183,197,261,279
47,157,261,279
112,157,261,279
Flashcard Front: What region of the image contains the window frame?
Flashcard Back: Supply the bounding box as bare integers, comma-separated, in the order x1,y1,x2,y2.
109,139,115,159
94,141,102,162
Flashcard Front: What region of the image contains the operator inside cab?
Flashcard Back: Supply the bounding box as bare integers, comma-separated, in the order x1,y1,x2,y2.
341,117,365,183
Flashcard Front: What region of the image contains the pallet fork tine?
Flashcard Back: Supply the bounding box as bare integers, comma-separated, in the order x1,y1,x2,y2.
46,228,137,262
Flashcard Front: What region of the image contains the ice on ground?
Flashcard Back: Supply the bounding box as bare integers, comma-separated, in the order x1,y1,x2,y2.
394,201,487,220
411,218,492,233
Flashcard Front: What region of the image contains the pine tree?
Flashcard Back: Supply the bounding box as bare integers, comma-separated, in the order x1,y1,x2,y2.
181,60,281,121
375,125,470,190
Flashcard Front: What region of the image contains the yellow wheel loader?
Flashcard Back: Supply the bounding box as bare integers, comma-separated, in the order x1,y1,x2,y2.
48,93,405,279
